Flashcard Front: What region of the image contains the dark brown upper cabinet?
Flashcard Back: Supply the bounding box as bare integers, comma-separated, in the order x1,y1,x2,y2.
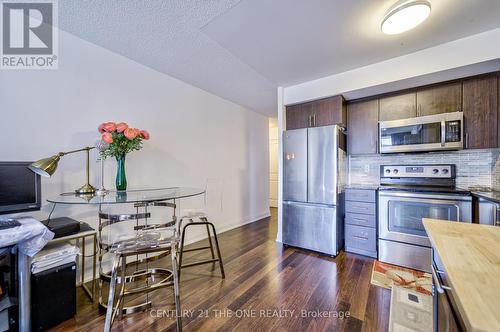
462,75,498,149
416,82,462,116
347,99,379,155
285,95,346,130
379,92,416,121
285,103,312,130
312,95,346,127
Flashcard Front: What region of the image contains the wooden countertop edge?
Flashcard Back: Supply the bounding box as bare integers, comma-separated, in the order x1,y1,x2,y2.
423,219,500,332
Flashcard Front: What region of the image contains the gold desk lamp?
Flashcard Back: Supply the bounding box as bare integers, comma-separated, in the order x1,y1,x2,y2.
29,146,97,195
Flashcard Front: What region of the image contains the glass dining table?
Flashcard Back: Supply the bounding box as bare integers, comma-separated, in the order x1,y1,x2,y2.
35,187,206,325
46,187,205,206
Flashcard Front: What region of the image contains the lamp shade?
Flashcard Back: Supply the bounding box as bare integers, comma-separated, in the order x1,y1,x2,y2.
28,155,61,177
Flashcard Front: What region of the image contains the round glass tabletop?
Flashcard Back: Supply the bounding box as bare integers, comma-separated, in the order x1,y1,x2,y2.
46,187,205,205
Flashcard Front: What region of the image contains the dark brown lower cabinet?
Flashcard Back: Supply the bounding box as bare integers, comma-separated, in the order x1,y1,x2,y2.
462,75,498,149
437,290,461,332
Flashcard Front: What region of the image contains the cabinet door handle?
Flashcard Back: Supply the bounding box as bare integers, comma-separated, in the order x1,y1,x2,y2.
312,114,316,127
308,115,312,127
431,264,452,294
352,235,369,241
465,133,469,149
352,217,368,223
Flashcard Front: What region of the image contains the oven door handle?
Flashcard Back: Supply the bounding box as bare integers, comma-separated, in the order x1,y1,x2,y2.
454,204,460,222
378,191,472,201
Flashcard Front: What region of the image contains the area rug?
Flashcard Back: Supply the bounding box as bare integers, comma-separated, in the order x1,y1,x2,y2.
371,261,432,296
389,285,433,332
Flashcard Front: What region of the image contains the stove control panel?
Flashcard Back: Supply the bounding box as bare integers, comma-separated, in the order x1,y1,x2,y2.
380,165,455,179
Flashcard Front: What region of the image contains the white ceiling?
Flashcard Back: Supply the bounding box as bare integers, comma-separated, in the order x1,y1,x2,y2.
59,0,500,116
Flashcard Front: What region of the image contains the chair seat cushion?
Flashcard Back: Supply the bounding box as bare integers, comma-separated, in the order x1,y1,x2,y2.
100,219,175,248
180,209,207,219
109,229,176,254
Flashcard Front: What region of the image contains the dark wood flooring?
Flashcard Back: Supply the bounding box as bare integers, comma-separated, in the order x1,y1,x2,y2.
51,208,390,332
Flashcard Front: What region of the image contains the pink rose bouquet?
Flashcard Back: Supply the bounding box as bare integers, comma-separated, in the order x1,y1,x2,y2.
97,121,150,159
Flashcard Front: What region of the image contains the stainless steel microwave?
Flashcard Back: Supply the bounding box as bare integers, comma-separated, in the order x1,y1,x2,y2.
379,112,463,154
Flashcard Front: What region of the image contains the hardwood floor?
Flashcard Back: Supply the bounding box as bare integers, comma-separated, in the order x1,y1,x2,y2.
51,208,390,332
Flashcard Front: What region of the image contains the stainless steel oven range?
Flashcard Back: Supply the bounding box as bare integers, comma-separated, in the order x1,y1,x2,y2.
378,164,472,272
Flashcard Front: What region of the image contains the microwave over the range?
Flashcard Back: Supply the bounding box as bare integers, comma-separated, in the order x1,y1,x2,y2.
379,111,463,154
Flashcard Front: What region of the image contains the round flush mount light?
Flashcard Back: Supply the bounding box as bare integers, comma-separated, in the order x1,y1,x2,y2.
381,0,431,35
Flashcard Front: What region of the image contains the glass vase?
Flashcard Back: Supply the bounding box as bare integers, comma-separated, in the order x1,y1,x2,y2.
115,154,127,191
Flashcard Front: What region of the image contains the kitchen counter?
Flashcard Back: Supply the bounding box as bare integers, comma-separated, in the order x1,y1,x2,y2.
423,219,500,332
470,190,500,204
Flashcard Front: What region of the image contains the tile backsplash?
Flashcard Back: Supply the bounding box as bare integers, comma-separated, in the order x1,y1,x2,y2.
349,149,500,190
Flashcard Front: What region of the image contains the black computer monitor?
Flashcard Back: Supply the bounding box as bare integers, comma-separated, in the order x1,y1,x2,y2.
0,161,41,215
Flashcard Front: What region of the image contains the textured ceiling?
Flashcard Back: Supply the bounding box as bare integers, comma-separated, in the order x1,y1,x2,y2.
58,0,500,116
58,0,277,115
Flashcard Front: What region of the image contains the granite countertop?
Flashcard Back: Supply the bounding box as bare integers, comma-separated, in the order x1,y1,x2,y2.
469,190,500,204
423,219,500,332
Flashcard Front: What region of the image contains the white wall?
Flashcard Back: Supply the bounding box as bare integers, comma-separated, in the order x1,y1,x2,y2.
0,29,270,279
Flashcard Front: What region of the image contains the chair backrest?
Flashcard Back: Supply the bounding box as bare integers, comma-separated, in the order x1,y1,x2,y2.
98,212,151,230
99,202,178,252
133,201,177,230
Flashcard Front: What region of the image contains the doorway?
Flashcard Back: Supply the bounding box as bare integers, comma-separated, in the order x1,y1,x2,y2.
269,118,279,208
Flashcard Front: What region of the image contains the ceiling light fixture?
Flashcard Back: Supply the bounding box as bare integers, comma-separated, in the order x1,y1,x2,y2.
381,0,431,35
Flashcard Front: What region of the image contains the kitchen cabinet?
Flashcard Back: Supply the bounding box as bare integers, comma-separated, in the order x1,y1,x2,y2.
285,103,312,130
433,249,464,332
379,92,416,121
379,83,462,121
344,188,377,258
347,99,379,155
436,285,461,332
416,82,462,116
462,75,498,149
311,95,346,127
285,95,346,130
475,196,500,226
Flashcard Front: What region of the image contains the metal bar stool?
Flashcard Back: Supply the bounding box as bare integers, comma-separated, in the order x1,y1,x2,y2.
98,203,182,332
178,211,225,279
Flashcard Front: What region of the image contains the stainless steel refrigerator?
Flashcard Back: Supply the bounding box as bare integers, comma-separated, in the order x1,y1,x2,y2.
282,125,346,256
